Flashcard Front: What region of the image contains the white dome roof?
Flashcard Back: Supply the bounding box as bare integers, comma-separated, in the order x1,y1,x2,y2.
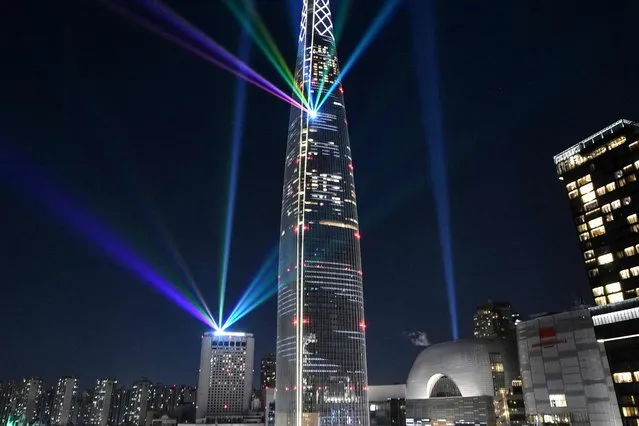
405,339,517,400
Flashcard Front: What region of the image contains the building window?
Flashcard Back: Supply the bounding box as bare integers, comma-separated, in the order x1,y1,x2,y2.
605,213,614,222
614,372,633,383
628,214,638,224
632,266,639,277
583,250,595,259
608,292,624,303
588,217,603,229
566,181,577,191
622,407,639,417
577,175,592,186
588,268,599,277
592,287,604,297
615,170,624,179
625,247,637,257
549,394,567,408
581,192,596,203
624,196,632,206
629,174,637,182
598,253,614,265
591,226,606,237
580,183,594,195
606,182,617,192
577,223,588,233
596,187,606,196
579,232,590,242
595,296,607,306
584,200,599,211
621,269,631,279
612,200,622,210
602,203,612,213
606,282,622,293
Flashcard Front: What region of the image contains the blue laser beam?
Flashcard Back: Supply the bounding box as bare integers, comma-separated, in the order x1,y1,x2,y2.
222,246,278,329
218,28,252,326
410,0,458,340
316,0,401,111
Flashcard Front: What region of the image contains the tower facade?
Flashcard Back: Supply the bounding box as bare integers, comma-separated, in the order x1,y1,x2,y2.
473,300,518,340
52,377,79,425
261,354,277,390
195,331,255,422
276,1,369,425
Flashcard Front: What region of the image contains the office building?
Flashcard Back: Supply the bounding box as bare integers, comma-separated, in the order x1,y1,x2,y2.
260,355,276,390
52,377,79,425
473,300,518,340
517,308,621,425
367,385,405,426
554,118,639,424
276,1,370,425
405,339,518,426
504,378,525,425
126,379,152,426
15,378,44,423
91,379,116,426
196,331,255,422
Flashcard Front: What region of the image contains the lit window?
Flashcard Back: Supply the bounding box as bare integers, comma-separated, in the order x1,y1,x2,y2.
628,214,638,224
588,217,603,229
626,246,637,256
614,372,633,383
624,196,632,206
612,200,622,209
549,394,567,408
606,282,622,293
568,190,579,199
623,406,639,417
629,174,637,182
602,203,612,213
615,170,624,179
634,372,639,382
595,296,607,306
584,200,599,211
577,175,592,186
605,213,614,222
577,223,588,233
566,181,577,191
581,192,596,203
632,225,639,233
583,250,595,259
579,232,590,242
591,226,606,237
580,183,594,195
598,253,614,265
588,268,599,278
491,363,504,372
632,267,639,277
576,215,585,224
608,292,624,303
606,182,617,192
621,269,631,279
635,160,639,170
592,287,604,297
619,178,627,187
596,187,606,196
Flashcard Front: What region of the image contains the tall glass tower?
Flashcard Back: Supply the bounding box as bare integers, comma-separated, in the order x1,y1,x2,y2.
276,1,369,426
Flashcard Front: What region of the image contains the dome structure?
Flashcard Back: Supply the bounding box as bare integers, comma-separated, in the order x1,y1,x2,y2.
405,338,518,400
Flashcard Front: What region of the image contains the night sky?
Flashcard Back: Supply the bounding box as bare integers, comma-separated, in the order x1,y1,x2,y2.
2,0,639,389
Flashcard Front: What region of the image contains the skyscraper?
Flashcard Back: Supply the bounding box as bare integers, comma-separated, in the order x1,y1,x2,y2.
473,300,518,340
52,377,79,425
260,355,276,390
554,118,639,425
125,379,151,426
15,378,43,423
195,331,255,422
276,1,369,425
90,379,116,426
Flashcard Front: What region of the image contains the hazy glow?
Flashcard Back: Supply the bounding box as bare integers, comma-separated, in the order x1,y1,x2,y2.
410,0,458,340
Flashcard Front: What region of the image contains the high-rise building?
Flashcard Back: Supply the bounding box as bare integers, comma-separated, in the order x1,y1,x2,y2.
554,118,639,424
195,331,255,422
126,379,151,426
0,381,18,425
90,379,116,426
473,300,518,340
15,378,44,423
52,377,79,425
517,308,621,425
260,355,276,390
275,1,370,425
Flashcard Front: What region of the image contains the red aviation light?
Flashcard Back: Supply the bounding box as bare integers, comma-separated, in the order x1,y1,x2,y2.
354,231,361,240
224,404,228,410
339,86,344,94
348,163,354,171
302,317,310,324
359,321,367,330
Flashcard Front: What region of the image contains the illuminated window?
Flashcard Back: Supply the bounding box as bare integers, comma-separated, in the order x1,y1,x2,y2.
608,292,624,303
624,196,633,206
626,247,637,257
632,267,639,277
606,282,622,293
577,175,592,186
588,268,599,278
491,363,504,372
585,259,597,267
629,174,637,182
602,203,612,213
615,170,624,179
606,182,617,192
609,136,627,150
577,224,588,233
598,253,614,265
595,296,607,306
596,187,606,196
619,178,627,187
588,217,603,229
581,192,596,203
614,372,633,383
628,214,638,224
621,269,631,279
632,225,639,233
591,226,606,237
634,372,639,382
583,250,595,259
605,213,614,222
568,190,579,199
580,183,594,195
622,406,639,417
612,200,622,210
579,232,590,242
584,200,599,211
549,394,567,408
592,287,604,297
566,181,577,191
576,215,585,224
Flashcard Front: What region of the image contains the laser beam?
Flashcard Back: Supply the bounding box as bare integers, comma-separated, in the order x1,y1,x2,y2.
316,0,401,110
218,28,252,326
0,144,218,330
410,0,458,340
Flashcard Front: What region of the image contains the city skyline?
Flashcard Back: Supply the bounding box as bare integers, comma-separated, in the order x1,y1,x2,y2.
2,0,639,389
